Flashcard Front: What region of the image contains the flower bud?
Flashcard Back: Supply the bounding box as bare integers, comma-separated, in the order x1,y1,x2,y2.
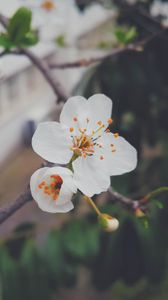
98,213,119,232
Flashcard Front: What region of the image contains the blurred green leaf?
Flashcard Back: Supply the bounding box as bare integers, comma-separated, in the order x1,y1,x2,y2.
0,33,13,49
55,35,66,47
20,31,38,47
115,26,137,45
62,219,99,263
7,7,32,44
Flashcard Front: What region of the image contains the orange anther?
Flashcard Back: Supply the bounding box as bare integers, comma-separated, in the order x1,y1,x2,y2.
114,133,119,138
38,181,45,189
41,0,55,11
70,127,74,132
108,118,113,125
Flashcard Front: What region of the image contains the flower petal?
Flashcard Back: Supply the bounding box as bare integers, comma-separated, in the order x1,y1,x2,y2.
95,133,137,175
72,156,110,197
60,96,90,132
86,94,113,132
32,122,73,164
30,166,76,213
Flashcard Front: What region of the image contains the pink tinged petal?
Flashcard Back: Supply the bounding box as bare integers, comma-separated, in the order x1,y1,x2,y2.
72,156,110,197
86,94,113,133
60,96,91,133
32,122,73,164
96,133,137,176
30,167,76,213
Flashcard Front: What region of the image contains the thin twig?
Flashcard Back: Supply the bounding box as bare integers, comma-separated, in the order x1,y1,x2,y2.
0,189,32,225
21,48,68,102
0,13,68,103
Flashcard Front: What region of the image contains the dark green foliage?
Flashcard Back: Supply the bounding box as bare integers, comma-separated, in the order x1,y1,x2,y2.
62,219,100,264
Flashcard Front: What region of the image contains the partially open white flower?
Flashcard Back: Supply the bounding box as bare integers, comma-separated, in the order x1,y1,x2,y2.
30,166,77,213
32,94,137,197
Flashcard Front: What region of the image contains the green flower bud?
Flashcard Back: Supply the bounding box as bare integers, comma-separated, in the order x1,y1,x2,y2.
98,213,119,232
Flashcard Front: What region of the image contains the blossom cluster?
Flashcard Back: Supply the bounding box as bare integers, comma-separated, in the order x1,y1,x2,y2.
30,94,137,214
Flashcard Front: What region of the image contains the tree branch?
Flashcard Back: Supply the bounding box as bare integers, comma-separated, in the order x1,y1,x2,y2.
49,30,164,69
20,48,68,102
0,189,32,225
0,13,68,103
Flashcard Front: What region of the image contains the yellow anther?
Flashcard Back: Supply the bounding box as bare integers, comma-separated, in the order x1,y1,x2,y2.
41,0,55,11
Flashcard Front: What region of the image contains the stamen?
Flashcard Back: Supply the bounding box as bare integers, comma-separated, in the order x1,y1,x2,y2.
86,118,90,123
100,155,104,160
106,129,110,133
114,133,119,138
70,127,74,133
73,117,78,122
108,118,113,125
39,175,63,201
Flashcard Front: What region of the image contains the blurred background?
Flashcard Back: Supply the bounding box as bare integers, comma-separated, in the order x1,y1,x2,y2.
0,0,168,299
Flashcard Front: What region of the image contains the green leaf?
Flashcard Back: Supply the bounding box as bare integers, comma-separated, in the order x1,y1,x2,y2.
20,31,39,47
153,199,164,209
55,35,66,47
0,33,14,49
7,7,32,44
115,29,126,44
125,27,137,43
115,26,137,45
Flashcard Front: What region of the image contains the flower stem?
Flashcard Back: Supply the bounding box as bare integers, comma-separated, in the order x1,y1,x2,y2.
83,195,101,216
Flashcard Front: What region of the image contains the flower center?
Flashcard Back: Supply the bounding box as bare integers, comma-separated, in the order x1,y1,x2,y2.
71,134,95,158
38,174,63,201
41,0,55,11
69,117,119,160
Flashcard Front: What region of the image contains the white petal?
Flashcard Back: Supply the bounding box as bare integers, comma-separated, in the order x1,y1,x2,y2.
86,94,113,132
60,96,90,132
72,156,110,197
32,122,73,164
30,167,76,213
95,133,137,175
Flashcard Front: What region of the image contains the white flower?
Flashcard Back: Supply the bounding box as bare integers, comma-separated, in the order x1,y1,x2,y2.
30,166,77,213
32,94,137,197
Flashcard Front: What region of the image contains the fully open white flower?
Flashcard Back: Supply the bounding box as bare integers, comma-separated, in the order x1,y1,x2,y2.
32,94,137,197
30,166,77,213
